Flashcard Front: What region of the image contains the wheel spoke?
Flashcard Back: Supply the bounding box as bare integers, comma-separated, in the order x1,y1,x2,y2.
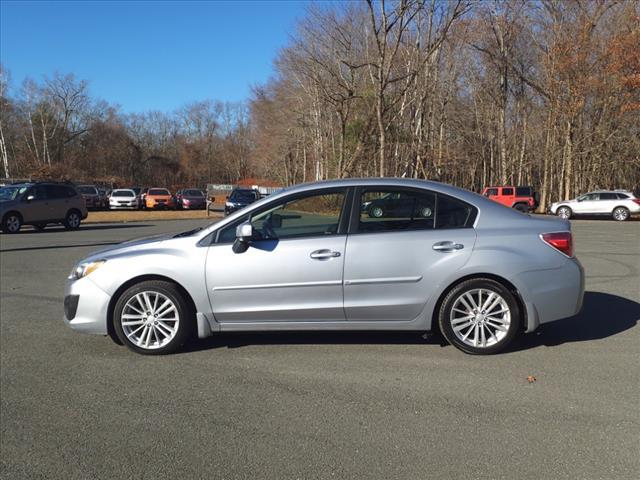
122,320,144,326
458,295,475,313
122,313,144,319
452,314,474,325
157,306,176,319
485,320,508,332
480,292,495,312
453,320,474,332
156,321,174,337
154,299,172,316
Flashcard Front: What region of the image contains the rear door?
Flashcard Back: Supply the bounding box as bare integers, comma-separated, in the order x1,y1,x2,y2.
597,192,618,214
45,185,70,220
20,185,51,223
343,187,477,321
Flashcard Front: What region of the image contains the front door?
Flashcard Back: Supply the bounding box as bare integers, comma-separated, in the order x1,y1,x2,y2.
206,188,349,323
343,187,477,321
20,185,52,223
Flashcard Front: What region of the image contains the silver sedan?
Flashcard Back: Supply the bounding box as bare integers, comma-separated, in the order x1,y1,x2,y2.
64,178,584,355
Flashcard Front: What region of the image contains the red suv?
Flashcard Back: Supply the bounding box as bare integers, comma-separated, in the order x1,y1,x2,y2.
481,186,539,213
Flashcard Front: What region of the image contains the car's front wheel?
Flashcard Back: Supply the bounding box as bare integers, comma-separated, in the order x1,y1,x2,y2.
113,280,194,355
612,206,629,221
1,212,22,233
438,278,521,355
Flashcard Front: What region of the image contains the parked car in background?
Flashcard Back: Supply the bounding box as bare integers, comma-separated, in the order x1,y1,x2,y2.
145,188,175,210
109,189,139,210
176,188,206,209
77,185,102,210
224,188,260,215
1,182,87,233
64,178,584,355
481,186,539,212
129,187,144,210
549,190,640,221
361,191,434,218
97,188,109,209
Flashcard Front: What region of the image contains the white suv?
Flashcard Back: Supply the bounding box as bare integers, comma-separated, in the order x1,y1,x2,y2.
549,190,640,221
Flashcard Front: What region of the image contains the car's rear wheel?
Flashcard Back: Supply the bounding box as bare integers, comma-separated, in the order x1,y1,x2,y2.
439,278,521,355
557,206,572,219
369,206,384,218
514,203,528,213
612,206,629,221
63,210,82,230
113,280,194,355
1,212,22,233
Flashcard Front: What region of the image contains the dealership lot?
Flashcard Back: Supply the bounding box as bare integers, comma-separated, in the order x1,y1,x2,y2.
1,219,638,479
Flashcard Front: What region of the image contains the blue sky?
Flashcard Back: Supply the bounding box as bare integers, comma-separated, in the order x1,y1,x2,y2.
0,0,309,112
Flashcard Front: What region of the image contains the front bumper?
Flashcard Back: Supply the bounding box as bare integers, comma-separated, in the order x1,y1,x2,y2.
63,277,111,335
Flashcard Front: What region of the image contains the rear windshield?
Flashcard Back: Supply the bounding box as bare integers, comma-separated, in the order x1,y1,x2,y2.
184,189,203,196
230,190,257,201
78,186,98,195
149,189,170,195
112,190,134,197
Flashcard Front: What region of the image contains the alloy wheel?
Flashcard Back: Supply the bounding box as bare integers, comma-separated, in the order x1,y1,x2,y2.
370,206,384,218
613,207,629,221
68,212,81,228
449,288,511,349
557,207,571,219
121,291,180,350
5,215,21,233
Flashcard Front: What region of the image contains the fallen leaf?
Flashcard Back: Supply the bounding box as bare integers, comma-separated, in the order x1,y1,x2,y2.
527,375,537,383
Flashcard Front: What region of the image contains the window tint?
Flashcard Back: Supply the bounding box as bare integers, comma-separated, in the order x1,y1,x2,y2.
112,190,135,197
148,189,170,195
28,186,48,200
359,189,435,233
435,195,475,229
599,193,617,200
502,188,514,196
46,185,72,199
616,193,630,199
65,186,78,197
581,193,599,201
485,188,498,197
515,187,531,196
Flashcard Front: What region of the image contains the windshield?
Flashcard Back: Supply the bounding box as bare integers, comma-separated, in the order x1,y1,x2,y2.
230,190,257,202
78,186,98,195
184,189,203,197
0,186,28,201
112,190,134,197
149,189,170,195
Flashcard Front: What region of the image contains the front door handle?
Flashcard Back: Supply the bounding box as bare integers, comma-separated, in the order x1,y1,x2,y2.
310,249,341,260
432,241,464,252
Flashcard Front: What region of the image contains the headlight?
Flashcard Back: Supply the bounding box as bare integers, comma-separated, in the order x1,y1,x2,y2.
69,260,106,280
225,202,234,207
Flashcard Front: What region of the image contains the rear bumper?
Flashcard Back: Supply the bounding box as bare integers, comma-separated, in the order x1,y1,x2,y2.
514,257,584,332
63,277,111,335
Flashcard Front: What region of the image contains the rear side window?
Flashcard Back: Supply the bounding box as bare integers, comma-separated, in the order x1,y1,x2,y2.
357,189,476,233
65,186,78,197
616,193,630,199
502,188,514,196
515,187,531,196
599,193,617,200
45,185,70,199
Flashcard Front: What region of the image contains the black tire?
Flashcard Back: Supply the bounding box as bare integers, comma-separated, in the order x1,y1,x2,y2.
556,206,572,219
1,212,22,233
113,280,194,355
368,206,384,218
612,206,629,222
34,223,47,232
63,209,82,230
514,203,528,213
438,278,521,355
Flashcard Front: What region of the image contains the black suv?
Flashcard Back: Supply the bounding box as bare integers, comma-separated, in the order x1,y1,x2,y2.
224,188,261,216
0,182,88,233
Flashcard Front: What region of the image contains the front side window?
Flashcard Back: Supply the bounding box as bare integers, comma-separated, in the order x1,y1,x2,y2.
578,193,599,202
216,190,346,243
485,188,498,197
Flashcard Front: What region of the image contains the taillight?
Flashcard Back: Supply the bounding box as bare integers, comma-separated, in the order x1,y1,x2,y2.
632,199,640,206
541,232,573,257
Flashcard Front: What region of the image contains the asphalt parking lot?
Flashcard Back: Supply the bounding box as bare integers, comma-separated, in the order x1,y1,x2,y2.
1,218,638,479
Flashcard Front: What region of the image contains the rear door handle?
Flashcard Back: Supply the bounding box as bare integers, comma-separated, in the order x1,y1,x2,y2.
310,249,341,260
432,241,464,252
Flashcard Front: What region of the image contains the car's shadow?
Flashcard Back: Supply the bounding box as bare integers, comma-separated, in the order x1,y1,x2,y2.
184,291,639,353
510,291,639,351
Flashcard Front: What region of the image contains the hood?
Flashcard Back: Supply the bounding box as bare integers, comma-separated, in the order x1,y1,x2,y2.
86,232,174,259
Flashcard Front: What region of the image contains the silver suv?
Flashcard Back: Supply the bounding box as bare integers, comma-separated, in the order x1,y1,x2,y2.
549,190,640,221
0,182,88,233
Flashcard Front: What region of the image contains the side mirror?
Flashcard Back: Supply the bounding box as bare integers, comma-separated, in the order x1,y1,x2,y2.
232,222,253,253
25,195,35,202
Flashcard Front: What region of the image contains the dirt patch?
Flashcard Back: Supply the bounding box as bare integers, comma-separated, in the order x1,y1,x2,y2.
85,209,223,224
